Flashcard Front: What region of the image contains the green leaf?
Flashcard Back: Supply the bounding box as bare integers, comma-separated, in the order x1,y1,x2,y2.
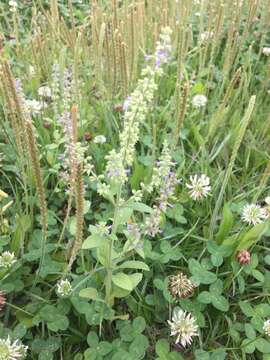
112,273,134,291
129,273,143,289
84,348,97,360
128,202,154,213
82,235,107,249
117,260,149,271
216,203,234,244
242,338,256,354
245,324,256,340
129,334,149,359
237,223,268,252
197,291,212,304
87,331,99,347
99,341,112,356
156,339,169,357
116,207,133,227
252,269,264,282
209,280,223,295
255,338,270,353
239,301,254,317
211,294,229,312
195,350,210,360
79,288,99,300
11,215,31,255
133,317,146,333
211,348,227,360
189,259,217,285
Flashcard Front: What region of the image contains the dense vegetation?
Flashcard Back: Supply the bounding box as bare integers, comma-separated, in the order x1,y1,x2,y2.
1,0,270,359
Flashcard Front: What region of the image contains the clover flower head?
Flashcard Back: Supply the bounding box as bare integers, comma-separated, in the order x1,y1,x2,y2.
93,135,106,144
186,174,211,200
263,320,270,336
264,196,270,219
0,336,28,360
0,251,16,269
25,99,44,115
38,85,52,99
262,47,270,56
169,273,196,299
236,250,251,265
200,31,213,42
168,308,199,347
241,204,268,225
9,1,17,12
192,94,208,108
56,279,72,297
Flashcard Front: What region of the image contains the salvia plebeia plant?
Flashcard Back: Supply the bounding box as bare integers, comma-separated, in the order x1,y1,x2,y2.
81,27,175,307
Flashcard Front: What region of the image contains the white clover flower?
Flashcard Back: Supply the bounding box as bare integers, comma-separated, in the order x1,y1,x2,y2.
0,336,28,360
38,85,52,98
25,99,44,115
0,251,16,269
262,47,270,56
241,204,268,225
168,308,199,347
192,94,208,108
9,0,18,12
263,319,270,336
93,135,106,144
56,279,72,297
200,31,213,42
186,174,211,200
264,196,270,219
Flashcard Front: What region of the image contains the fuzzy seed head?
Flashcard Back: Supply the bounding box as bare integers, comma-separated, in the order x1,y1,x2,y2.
169,273,196,299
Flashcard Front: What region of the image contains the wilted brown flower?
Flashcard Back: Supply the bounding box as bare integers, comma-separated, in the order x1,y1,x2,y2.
113,103,123,112
0,291,6,310
84,132,92,141
236,250,251,265
169,272,196,299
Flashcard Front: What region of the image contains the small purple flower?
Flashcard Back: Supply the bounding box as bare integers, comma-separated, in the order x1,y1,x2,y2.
123,96,131,111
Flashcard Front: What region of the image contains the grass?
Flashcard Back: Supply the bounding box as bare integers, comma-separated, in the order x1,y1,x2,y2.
0,0,270,359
